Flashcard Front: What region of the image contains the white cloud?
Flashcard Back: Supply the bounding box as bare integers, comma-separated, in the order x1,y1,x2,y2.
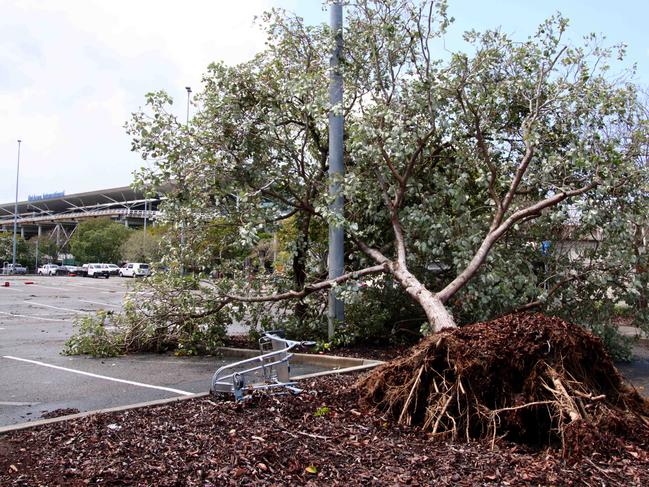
0,0,284,202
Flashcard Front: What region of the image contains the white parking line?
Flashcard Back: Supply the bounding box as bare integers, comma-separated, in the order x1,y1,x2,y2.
2,356,194,396
23,301,91,314
0,311,69,322
32,280,124,291
79,299,120,308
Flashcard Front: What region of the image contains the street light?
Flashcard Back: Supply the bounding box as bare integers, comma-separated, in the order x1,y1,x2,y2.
185,86,192,125
12,139,22,271
328,1,345,338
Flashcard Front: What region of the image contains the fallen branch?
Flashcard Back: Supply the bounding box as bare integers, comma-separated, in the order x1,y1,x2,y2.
224,264,388,303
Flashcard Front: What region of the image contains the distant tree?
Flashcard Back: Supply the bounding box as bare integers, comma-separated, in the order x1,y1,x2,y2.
121,226,167,263
70,219,132,264
0,232,30,268
28,237,59,264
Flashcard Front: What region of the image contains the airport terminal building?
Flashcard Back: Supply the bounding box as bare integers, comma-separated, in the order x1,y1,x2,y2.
0,186,162,248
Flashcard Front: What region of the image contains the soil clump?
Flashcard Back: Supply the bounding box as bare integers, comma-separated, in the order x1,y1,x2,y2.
358,312,649,453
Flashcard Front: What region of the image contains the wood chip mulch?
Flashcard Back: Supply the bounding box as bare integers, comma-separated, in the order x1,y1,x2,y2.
1,374,648,486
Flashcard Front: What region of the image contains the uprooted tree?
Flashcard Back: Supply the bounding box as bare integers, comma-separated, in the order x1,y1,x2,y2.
358,312,649,449
63,0,649,451
116,0,648,351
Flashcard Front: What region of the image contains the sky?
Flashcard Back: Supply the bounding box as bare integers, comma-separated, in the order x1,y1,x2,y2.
1,0,647,204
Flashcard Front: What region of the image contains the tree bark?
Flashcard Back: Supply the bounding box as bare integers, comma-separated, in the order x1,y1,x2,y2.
634,223,648,309
389,262,456,332
292,213,311,323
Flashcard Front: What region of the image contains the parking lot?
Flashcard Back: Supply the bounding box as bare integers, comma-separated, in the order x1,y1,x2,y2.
0,275,327,427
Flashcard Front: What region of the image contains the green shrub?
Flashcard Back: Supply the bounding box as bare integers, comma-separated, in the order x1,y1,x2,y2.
63,312,124,358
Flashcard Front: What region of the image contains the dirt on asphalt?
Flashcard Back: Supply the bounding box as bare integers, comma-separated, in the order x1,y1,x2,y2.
39,408,81,420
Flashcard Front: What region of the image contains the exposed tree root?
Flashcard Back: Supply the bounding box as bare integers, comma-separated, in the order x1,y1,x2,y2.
357,313,649,453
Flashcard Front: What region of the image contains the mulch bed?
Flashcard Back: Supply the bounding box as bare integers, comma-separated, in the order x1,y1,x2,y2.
2,374,648,486
3,312,648,485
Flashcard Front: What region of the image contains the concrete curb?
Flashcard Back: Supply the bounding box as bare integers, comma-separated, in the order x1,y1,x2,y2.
218,346,383,368
293,362,382,380
0,393,208,435
0,349,384,435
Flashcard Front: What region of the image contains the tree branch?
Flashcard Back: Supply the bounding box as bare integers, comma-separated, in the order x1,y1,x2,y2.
437,181,598,303
500,142,535,219
224,264,388,303
354,238,392,266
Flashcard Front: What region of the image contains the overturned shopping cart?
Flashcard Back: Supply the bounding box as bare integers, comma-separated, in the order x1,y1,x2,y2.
211,331,315,401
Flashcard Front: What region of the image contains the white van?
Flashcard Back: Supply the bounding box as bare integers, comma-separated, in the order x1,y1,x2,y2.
119,263,150,278
86,263,110,278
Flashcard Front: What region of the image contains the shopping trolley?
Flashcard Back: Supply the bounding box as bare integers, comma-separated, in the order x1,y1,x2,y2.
211,331,315,401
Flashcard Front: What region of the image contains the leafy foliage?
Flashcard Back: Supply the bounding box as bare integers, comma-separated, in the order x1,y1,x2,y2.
121,226,167,263
0,232,61,271
70,218,132,264
63,311,125,358
65,274,228,357
82,0,649,356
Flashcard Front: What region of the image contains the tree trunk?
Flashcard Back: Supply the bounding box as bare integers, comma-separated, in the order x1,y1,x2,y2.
292,214,311,323
389,262,456,332
634,223,648,309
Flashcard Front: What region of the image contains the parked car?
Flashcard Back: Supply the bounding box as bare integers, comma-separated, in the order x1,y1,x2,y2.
119,263,150,278
62,264,81,275
2,263,27,275
104,264,120,276
86,263,110,279
37,264,60,276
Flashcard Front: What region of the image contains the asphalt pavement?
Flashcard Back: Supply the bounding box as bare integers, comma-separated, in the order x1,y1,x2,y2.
2,275,647,428
618,344,649,397
0,275,326,427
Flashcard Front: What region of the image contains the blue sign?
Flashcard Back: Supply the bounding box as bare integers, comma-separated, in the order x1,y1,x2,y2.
541,240,551,256
28,191,65,202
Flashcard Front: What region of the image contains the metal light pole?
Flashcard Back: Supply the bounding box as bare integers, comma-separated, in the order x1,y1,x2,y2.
328,1,344,338
12,140,22,271
185,86,192,125
180,86,191,275
143,196,147,259
35,225,41,271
